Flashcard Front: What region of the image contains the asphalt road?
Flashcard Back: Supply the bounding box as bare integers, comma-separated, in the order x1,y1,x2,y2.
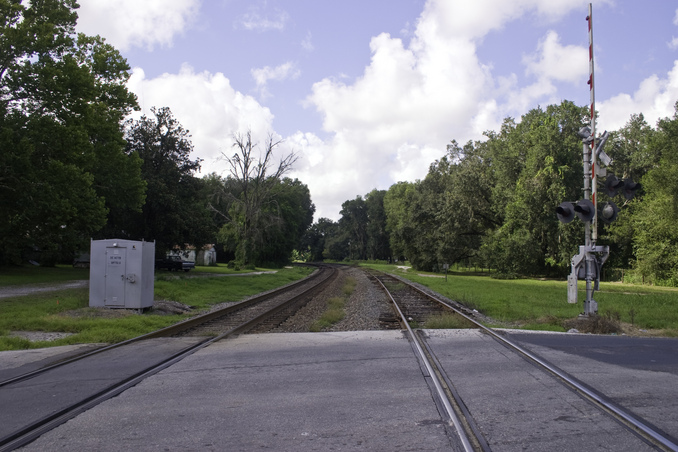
507,331,678,375
505,330,678,448
8,330,678,451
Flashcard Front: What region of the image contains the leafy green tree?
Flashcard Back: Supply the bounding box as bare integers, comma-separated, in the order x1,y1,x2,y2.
216,131,298,266
630,104,678,284
301,217,338,261
481,101,588,276
121,107,215,256
255,178,315,266
0,0,142,264
365,189,391,260
603,114,657,269
339,196,368,260
384,181,419,262
431,140,498,268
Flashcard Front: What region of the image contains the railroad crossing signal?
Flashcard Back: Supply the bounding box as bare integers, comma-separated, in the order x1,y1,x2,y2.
604,174,624,197
573,199,595,222
600,201,619,223
557,4,607,315
623,178,641,200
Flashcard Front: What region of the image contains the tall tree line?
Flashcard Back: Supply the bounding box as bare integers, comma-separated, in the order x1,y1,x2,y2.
0,1,314,267
316,100,678,285
0,0,142,264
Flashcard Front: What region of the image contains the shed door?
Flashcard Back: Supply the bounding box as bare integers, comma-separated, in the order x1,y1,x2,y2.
105,247,126,307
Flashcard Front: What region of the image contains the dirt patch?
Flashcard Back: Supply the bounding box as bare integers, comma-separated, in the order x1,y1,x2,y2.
9,331,75,342
150,300,193,315
53,300,193,319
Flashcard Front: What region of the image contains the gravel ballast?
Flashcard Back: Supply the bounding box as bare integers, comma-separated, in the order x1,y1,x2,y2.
269,266,394,333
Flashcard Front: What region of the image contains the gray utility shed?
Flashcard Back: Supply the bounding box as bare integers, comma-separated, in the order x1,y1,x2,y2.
89,239,155,309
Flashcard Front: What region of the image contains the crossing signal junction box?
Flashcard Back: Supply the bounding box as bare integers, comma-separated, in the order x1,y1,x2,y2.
89,239,155,310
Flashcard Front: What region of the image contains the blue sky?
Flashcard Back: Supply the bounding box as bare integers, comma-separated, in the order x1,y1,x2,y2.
77,0,678,221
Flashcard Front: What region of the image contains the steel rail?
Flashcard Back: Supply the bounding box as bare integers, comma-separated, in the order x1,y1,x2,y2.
378,271,678,452
0,265,324,388
0,265,337,451
373,276,476,452
0,337,214,452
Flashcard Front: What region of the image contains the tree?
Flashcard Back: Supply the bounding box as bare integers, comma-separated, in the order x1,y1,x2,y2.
630,104,678,284
0,0,142,264
339,196,368,260
365,189,391,261
216,131,298,266
255,178,315,266
301,217,338,261
481,101,588,276
603,114,657,269
384,181,419,262
120,107,215,256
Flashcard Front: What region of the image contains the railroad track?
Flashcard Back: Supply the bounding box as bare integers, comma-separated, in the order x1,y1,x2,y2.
0,264,337,451
369,270,678,452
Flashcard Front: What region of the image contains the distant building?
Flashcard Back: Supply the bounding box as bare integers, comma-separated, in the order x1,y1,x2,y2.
168,244,217,266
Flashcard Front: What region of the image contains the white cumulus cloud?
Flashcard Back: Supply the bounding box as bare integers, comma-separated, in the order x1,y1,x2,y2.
523,31,588,84
294,0,594,220
235,5,289,32
128,65,278,174
96,0,677,222
251,62,301,99
598,60,678,130
76,0,200,51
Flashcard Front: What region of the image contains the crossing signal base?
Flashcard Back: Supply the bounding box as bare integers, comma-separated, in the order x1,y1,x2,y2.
567,245,610,314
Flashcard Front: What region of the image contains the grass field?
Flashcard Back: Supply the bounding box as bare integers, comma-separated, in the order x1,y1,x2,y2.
361,263,678,336
0,264,313,351
0,265,89,286
2,261,677,351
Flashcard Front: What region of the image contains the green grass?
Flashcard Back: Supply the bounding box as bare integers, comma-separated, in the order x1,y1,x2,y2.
154,266,312,309
309,297,346,332
0,265,89,286
363,263,678,336
425,313,476,329
309,276,356,332
191,264,281,275
0,288,179,350
0,265,314,351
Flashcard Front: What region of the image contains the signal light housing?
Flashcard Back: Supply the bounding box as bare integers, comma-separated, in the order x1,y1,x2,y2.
623,178,641,200
556,202,575,223
574,199,595,222
603,174,625,197
600,201,619,223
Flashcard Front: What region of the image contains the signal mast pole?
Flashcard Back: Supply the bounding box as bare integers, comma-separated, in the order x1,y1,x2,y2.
588,3,597,243
584,3,597,315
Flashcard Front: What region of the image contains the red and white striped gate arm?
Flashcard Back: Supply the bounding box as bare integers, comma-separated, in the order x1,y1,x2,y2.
587,3,598,241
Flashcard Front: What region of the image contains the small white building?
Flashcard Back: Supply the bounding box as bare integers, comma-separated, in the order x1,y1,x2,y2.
168,244,217,266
